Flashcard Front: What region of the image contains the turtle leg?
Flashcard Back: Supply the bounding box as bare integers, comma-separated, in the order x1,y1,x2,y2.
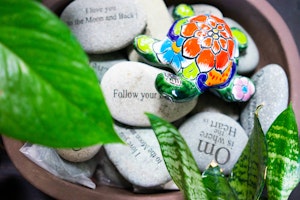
155,72,201,102
133,35,164,66
210,75,255,102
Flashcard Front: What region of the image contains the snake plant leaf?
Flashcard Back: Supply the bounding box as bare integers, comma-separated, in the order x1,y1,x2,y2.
229,105,267,200
0,0,122,147
146,113,208,200
266,103,300,200
202,162,238,200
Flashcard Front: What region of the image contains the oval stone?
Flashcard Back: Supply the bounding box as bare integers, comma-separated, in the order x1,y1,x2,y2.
224,18,259,74
128,0,173,62
240,64,289,135
104,124,171,187
192,4,223,19
60,0,146,54
179,112,248,174
56,145,101,162
101,61,197,127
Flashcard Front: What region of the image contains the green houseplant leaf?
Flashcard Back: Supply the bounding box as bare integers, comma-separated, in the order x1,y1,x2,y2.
202,162,238,200
266,103,300,200
0,0,122,147
146,113,208,200
229,105,267,200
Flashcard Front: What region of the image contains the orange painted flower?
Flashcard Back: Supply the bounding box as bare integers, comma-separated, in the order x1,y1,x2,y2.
181,15,234,73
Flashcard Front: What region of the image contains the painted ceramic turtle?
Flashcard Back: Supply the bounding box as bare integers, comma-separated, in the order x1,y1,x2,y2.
134,12,255,103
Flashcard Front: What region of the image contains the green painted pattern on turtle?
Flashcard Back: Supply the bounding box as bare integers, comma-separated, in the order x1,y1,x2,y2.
134,13,255,103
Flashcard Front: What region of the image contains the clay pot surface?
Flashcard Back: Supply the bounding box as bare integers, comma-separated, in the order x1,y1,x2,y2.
3,0,300,199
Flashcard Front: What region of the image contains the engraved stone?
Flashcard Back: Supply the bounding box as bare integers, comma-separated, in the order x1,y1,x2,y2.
224,17,259,74
56,144,101,162
104,124,171,187
89,51,127,82
179,112,248,174
95,148,132,189
60,0,146,54
101,61,197,127
240,64,289,135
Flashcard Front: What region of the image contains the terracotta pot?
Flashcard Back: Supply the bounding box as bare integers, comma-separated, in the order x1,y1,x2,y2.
3,0,300,199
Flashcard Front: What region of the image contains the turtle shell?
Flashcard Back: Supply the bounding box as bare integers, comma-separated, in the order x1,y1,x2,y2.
168,15,236,88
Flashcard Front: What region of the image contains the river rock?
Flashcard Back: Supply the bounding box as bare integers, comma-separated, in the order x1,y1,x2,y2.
95,148,132,189
104,124,171,188
179,112,248,174
192,4,223,19
224,17,259,74
56,144,101,162
89,51,127,82
60,0,146,54
240,64,289,135
101,61,197,127
128,0,173,62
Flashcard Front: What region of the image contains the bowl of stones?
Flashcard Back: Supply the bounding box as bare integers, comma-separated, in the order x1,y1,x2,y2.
3,0,300,199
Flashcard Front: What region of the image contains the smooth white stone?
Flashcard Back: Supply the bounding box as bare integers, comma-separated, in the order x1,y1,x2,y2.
95,148,132,189
192,4,223,19
179,112,248,174
224,17,260,74
129,0,173,62
101,61,197,127
56,145,101,162
60,0,146,54
240,64,289,135
134,0,172,40
104,124,171,187
89,52,127,82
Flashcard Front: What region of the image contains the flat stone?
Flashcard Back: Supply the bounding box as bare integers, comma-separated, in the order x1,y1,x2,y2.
224,17,259,74
128,0,173,62
104,124,171,188
240,64,289,135
179,112,248,174
89,51,127,82
60,0,146,54
190,92,240,121
56,145,101,162
192,4,223,19
101,61,197,127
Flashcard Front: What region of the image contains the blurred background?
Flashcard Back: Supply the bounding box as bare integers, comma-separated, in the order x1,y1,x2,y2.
0,0,299,199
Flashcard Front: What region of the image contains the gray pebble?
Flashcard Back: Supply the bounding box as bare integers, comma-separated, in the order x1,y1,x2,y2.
179,112,248,174
60,0,146,53
192,4,223,19
56,145,101,162
104,124,171,188
240,64,289,135
224,17,260,74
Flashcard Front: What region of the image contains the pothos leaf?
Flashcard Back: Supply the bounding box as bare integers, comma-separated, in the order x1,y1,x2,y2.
229,105,267,200
202,162,238,200
266,103,300,200
146,113,208,200
0,0,122,147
